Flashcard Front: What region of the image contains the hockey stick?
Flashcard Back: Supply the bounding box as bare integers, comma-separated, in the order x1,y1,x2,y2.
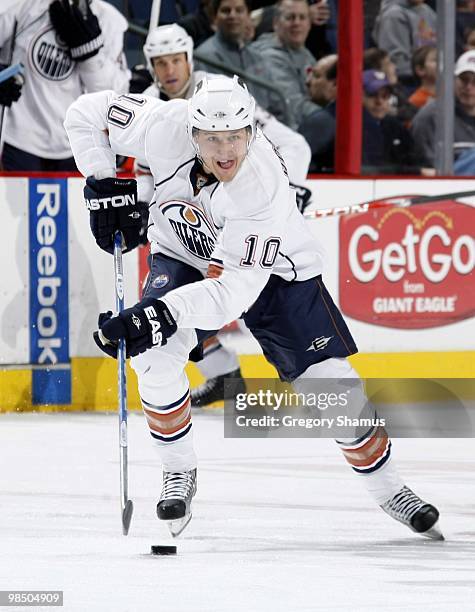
113,232,134,536
303,188,475,219
0,62,24,85
148,0,162,33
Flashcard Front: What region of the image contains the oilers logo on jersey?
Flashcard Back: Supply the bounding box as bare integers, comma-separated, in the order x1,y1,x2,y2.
31,26,74,81
159,201,217,261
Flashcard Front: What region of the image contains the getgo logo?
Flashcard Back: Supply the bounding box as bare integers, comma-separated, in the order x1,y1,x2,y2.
339,200,475,328
29,180,70,404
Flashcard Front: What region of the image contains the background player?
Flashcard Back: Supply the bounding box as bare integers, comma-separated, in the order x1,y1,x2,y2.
64,75,443,541
0,0,129,170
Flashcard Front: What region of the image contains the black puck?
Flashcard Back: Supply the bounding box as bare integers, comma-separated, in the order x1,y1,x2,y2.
151,545,177,556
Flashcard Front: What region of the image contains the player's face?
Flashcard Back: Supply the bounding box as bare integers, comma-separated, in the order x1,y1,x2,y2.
194,128,249,181
274,0,311,50
152,53,190,96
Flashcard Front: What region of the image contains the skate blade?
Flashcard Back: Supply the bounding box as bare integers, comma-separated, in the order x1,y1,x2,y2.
420,520,445,541
167,513,192,538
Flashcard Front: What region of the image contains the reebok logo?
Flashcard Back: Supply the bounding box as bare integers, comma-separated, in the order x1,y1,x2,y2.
144,305,162,346
306,336,332,352
85,194,136,210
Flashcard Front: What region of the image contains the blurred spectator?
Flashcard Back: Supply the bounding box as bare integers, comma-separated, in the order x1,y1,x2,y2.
253,0,320,129
456,0,475,57
298,54,337,172
194,0,282,115
364,0,383,46
364,47,397,84
300,66,417,173
178,0,215,47
306,53,337,105
373,0,436,84
362,69,417,171
364,46,417,122
408,45,436,109
305,0,333,60
411,50,475,169
0,0,129,171
463,25,475,53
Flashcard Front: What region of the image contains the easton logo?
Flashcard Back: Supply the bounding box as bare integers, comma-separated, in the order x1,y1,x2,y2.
144,306,162,345
31,27,74,81
85,195,136,210
132,313,141,330
306,336,332,351
160,200,217,261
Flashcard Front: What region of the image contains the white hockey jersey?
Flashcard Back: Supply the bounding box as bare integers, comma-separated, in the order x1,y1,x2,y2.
0,0,129,158
64,91,324,330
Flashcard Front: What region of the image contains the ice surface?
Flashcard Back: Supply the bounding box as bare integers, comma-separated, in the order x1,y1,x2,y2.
0,412,474,612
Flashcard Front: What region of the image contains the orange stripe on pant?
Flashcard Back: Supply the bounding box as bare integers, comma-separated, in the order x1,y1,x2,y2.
340,427,390,469
143,399,191,436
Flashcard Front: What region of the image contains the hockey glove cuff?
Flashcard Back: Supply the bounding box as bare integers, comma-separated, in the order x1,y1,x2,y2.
84,176,142,254
93,298,178,358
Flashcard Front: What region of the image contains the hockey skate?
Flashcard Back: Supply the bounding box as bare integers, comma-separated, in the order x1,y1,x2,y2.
381,485,444,540
191,367,246,408
157,469,197,537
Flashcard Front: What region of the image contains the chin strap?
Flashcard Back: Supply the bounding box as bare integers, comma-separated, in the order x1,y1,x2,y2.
157,75,192,100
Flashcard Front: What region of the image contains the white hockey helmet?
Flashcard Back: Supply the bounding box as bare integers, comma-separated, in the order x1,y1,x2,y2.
143,24,194,77
188,75,256,150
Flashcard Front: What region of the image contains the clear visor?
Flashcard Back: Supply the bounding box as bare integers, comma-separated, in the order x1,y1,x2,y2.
192,127,251,160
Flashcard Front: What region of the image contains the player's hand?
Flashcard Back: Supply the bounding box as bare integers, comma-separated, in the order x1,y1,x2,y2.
84,177,142,254
0,67,24,107
49,0,103,62
93,298,178,358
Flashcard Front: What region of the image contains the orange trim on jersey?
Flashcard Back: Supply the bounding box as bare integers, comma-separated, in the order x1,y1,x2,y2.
206,263,224,279
203,337,220,349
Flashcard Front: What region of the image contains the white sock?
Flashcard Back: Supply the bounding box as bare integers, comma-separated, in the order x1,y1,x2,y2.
197,340,239,378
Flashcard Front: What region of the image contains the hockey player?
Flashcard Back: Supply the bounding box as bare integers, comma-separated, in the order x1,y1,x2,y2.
0,0,129,170
140,23,313,407
64,75,443,540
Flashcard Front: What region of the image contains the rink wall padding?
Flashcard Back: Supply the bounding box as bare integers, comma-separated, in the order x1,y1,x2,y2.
0,175,473,412
1,352,474,413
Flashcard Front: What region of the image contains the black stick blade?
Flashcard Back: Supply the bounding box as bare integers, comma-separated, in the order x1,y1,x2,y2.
122,499,134,536
151,545,177,555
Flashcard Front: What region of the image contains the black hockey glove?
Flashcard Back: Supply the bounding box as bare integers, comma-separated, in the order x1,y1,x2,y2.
49,0,103,62
84,177,142,254
290,183,312,214
93,298,178,358
0,66,24,107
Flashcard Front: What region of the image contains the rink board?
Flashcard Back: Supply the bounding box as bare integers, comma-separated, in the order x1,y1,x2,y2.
0,176,474,411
